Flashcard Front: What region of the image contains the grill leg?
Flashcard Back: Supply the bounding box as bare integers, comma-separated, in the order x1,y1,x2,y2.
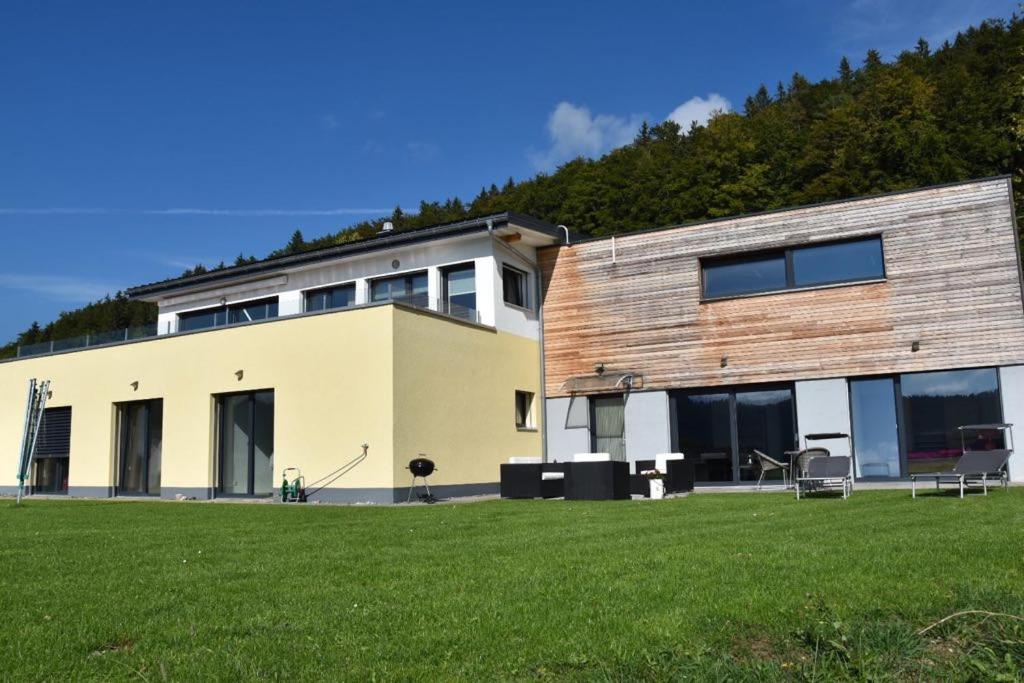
423,479,432,498
408,475,417,503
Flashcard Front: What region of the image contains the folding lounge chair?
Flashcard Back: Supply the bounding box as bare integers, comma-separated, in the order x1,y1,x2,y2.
796,455,852,499
910,450,1011,499
753,449,789,489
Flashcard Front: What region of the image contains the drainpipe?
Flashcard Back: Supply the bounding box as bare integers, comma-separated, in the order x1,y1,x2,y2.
557,224,570,246
538,267,549,463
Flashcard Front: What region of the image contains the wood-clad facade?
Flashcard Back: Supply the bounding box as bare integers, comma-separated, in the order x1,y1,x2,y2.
539,177,1024,398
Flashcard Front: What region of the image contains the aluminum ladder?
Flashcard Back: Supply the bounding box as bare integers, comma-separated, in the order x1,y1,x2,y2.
15,379,50,506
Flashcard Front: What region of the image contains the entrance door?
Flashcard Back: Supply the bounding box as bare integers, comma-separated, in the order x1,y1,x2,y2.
218,390,275,496
849,378,901,478
673,385,797,484
118,399,163,495
590,395,626,460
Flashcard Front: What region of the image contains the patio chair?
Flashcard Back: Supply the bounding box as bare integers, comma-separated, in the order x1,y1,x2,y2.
792,447,831,479
752,449,789,490
910,450,1011,499
796,455,852,499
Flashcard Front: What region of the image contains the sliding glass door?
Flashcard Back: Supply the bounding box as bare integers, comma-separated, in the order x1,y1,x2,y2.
849,368,1002,478
118,399,163,495
849,378,900,478
218,390,274,497
673,385,796,483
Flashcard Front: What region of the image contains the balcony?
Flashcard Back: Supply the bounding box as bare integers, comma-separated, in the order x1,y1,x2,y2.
10,296,481,361
16,324,158,358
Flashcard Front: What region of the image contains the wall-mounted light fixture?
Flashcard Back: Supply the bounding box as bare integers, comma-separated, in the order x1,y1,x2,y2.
219,297,228,306
720,356,729,368
130,381,139,391
235,370,244,381
391,259,400,269
911,341,921,353
594,362,605,376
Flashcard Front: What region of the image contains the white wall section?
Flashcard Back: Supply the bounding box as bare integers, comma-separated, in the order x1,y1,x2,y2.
794,378,851,456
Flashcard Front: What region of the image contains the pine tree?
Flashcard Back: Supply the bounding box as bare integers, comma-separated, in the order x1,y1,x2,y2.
839,57,853,85
285,229,305,254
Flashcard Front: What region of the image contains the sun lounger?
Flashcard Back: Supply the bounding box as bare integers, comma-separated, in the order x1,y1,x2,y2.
910,450,1011,498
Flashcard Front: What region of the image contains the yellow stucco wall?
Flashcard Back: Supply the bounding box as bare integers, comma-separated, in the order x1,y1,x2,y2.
391,309,543,489
0,304,542,499
0,306,396,494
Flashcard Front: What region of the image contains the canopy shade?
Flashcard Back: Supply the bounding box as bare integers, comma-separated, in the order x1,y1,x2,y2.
559,372,643,395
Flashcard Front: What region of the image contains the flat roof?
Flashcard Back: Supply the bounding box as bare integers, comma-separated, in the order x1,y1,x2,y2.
127,211,563,300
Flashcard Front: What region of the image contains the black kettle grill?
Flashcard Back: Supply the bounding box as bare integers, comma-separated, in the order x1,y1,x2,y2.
406,456,437,503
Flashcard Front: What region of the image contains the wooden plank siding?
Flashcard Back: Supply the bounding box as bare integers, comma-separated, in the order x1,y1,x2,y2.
538,178,1024,397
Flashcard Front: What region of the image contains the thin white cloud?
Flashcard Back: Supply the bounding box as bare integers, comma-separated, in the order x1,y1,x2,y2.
0,274,119,302
321,113,340,130
0,207,391,216
666,94,732,130
529,101,644,171
406,141,440,162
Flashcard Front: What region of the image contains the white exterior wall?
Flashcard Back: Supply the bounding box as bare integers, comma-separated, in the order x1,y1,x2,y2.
624,391,671,465
999,365,1024,482
545,397,590,462
154,234,543,340
794,378,852,456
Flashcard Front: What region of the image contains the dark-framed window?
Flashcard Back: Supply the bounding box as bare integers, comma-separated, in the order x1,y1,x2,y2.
370,271,428,306
515,390,534,429
117,399,163,496
178,297,279,332
32,407,72,494
671,384,797,483
848,367,1003,480
502,264,529,308
442,263,476,319
217,390,275,497
305,283,356,312
701,235,884,299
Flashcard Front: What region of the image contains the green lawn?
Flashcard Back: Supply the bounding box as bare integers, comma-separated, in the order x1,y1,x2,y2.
2,490,1023,681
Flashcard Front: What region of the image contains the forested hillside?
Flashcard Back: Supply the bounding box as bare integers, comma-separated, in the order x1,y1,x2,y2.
2,16,1020,359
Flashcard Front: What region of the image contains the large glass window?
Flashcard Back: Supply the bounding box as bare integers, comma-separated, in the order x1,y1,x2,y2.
442,263,476,319
735,388,796,482
792,238,884,287
702,236,884,299
900,368,1002,474
591,395,625,460
179,298,278,332
305,283,356,312
673,385,796,483
218,390,275,496
675,392,733,482
371,272,428,307
702,253,787,299
118,399,163,495
502,265,529,308
850,378,901,478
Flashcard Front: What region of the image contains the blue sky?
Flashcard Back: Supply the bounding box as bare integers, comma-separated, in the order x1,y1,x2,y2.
0,0,1016,342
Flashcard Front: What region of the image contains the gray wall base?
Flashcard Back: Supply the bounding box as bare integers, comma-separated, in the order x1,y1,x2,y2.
161,487,215,501
304,482,500,504
68,486,114,498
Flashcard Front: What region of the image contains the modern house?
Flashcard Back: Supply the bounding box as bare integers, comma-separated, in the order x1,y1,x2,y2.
541,176,1024,485
2,176,1022,500
0,214,562,501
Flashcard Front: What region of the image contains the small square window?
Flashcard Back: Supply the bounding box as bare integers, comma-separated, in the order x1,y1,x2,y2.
515,390,534,429
502,265,529,309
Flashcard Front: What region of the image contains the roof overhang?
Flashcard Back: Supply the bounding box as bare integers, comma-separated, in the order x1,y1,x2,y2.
127,211,563,302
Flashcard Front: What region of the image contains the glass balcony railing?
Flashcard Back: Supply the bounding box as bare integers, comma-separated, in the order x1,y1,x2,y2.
10,294,483,361
16,324,158,358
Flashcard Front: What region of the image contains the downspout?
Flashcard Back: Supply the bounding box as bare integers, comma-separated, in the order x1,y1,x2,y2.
538,267,549,462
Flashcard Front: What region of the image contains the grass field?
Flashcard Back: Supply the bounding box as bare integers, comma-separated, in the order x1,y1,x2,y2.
1,490,1023,681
